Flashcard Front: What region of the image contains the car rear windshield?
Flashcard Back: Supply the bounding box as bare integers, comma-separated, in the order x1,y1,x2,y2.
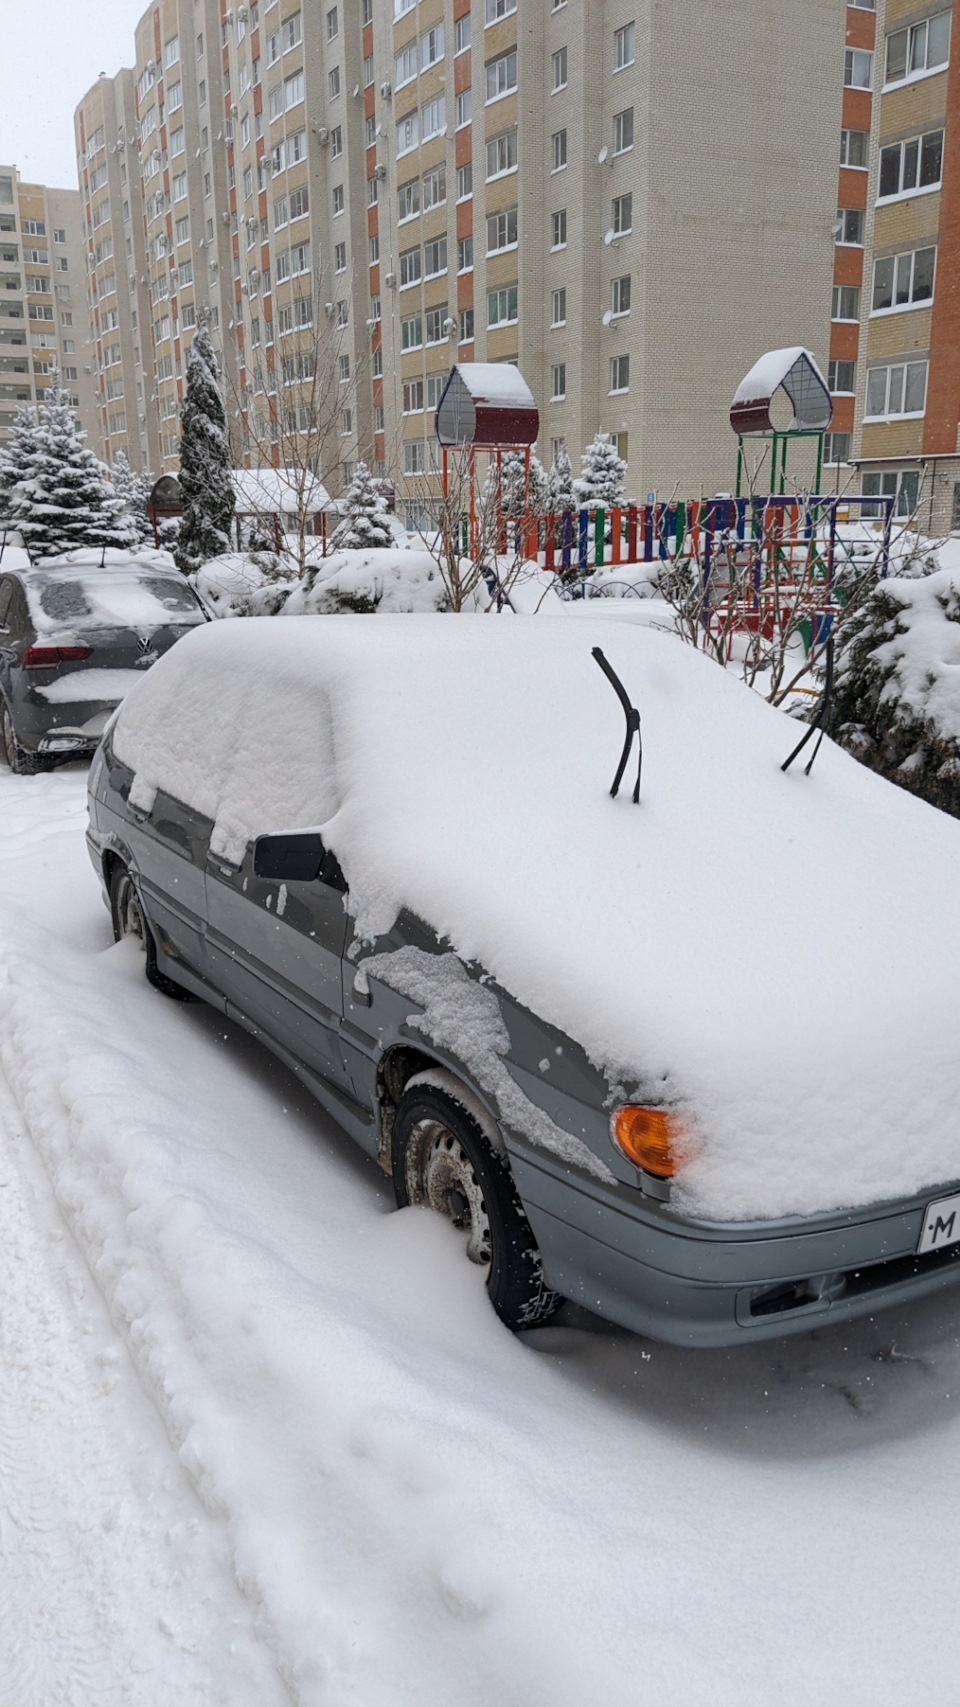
24,573,202,633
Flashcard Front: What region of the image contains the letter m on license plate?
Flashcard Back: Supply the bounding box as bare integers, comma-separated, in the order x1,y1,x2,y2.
918,1192,960,1255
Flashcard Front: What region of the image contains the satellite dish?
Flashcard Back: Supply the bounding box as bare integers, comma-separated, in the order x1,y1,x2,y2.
604,229,614,246
602,309,612,326
598,145,609,164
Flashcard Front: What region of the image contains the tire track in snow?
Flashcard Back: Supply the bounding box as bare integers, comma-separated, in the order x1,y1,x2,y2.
0,1059,291,1707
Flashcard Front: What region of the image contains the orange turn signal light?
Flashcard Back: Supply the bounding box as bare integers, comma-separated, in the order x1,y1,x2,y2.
611,1105,684,1177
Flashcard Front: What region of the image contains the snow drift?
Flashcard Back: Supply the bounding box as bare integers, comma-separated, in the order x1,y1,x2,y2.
110,614,960,1223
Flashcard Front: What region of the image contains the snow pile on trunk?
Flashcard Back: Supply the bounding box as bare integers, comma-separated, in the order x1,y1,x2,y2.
283,548,447,615
111,614,960,1222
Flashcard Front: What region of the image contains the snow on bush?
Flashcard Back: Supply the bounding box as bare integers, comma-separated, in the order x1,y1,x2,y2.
284,547,447,615
573,432,627,510
329,461,393,551
831,565,960,817
192,551,299,618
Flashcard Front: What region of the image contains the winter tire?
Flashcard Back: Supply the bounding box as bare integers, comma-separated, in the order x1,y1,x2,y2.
391,1083,561,1330
1,701,46,775
109,862,194,1000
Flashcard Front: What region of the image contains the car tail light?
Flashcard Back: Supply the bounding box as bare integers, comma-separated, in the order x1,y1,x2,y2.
21,645,93,669
611,1105,685,1177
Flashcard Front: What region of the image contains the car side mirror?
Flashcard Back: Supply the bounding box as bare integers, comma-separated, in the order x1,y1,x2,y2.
254,830,327,881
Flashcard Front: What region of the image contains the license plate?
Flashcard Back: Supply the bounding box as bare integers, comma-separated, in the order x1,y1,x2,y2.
918,1192,960,1255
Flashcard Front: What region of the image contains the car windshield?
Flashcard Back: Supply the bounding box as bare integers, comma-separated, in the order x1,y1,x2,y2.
24,572,202,633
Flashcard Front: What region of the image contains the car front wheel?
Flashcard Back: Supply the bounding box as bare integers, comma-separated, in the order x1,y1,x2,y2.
109,862,193,1000
391,1082,561,1330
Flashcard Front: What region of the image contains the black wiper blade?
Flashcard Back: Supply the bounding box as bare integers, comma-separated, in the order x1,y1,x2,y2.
592,646,642,803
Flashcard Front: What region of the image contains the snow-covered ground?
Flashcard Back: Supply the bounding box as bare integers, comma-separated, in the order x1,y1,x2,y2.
3,763,960,1704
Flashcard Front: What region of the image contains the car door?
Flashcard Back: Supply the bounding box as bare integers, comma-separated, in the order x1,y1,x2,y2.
133,786,212,977
205,842,351,1088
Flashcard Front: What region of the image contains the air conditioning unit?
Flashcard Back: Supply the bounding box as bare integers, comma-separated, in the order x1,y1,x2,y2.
384,271,396,287
374,163,387,180
380,80,392,99
221,211,231,223
316,126,329,144
237,4,248,18
324,301,334,313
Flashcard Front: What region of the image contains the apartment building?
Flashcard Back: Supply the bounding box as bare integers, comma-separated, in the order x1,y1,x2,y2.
0,165,96,450
75,71,161,473
848,0,960,532
824,0,877,478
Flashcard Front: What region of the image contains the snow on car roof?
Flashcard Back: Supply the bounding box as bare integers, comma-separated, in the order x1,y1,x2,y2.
110,615,960,1222
23,562,203,634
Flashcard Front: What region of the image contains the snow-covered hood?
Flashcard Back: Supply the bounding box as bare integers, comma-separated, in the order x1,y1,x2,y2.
110,614,960,1223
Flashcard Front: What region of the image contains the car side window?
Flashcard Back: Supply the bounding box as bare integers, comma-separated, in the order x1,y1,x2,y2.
0,580,12,630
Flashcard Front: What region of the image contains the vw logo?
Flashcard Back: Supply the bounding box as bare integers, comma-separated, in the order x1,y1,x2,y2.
137,635,150,654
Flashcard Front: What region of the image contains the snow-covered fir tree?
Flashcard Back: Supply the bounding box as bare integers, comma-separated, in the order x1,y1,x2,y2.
175,322,235,574
331,461,393,549
0,404,39,533
9,378,137,560
111,450,154,543
573,433,627,509
547,443,577,514
499,450,549,517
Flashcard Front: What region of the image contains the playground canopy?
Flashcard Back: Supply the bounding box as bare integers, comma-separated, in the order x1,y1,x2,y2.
232,468,333,517
729,348,833,437
435,363,539,449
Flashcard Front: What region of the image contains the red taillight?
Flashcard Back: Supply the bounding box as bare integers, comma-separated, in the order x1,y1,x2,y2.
21,645,93,669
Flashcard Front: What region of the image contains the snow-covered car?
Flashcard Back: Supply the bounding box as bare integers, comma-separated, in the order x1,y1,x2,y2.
86,615,960,1345
0,558,208,773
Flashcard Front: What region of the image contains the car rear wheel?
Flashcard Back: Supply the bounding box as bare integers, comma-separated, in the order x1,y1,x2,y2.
391,1083,561,1330
0,701,46,775
109,862,194,1001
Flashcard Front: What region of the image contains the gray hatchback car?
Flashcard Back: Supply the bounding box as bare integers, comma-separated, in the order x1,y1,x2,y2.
0,557,207,772
86,613,960,1345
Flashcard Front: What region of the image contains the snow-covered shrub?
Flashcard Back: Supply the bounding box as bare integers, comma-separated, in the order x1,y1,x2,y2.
573,433,626,510
831,567,960,817
330,461,393,550
498,449,549,518
110,450,154,543
547,443,577,515
283,548,447,616
175,324,235,574
192,552,299,618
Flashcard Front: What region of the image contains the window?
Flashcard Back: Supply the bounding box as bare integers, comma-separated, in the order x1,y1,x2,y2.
552,48,568,91
167,80,183,112
165,33,180,65
872,246,936,310
404,440,425,474
175,217,190,244
486,50,517,102
828,359,856,393
281,12,302,51
363,0,373,21
338,353,350,381
373,347,383,376
335,299,348,326
611,274,631,315
57,257,68,272
368,175,379,204
327,5,338,39
364,54,375,86
397,110,419,155
487,207,518,251
832,284,860,319
290,241,310,275
329,66,341,99
864,360,928,418
241,116,251,149
613,108,634,153
424,237,447,276
551,362,566,398
333,184,344,214
273,196,288,229
552,129,567,171
878,130,942,199
551,208,567,248
173,172,188,200
423,164,446,208
426,374,445,409
330,126,343,158
396,43,417,87
843,48,873,88
488,284,518,325
422,96,446,139
375,405,386,432
370,235,380,263
403,378,424,413
485,0,516,18
458,234,474,271
341,409,352,435
486,130,517,178
456,15,471,52
456,90,473,128
458,162,473,199
823,432,851,466
199,79,206,103
400,245,422,287
612,193,632,235
840,129,868,168
551,287,566,325
862,468,920,518
609,353,629,392
836,207,863,244
53,228,66,244
425,305,446,342
178,259,193,285
459,307,475,342
275,250,291,283
401,313,423,350
335,241,346,272
399,178,420,221
366,114,376,145
370,294,381,319
422,24,444,68
614,22,635,69
885,12,950,84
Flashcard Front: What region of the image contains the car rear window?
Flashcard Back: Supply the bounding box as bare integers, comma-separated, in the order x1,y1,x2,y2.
24,572,202,633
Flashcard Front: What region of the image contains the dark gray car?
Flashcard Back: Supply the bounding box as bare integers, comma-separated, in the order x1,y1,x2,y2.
86,712,960,1347
0,561,207,772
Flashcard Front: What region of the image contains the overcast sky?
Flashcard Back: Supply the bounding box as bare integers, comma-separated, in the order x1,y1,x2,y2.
0,0,147,190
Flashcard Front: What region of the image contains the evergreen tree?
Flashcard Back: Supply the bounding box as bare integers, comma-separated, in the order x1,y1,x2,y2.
331,461,393,549
573,432,627,509
547,443,577,514
499,450,549,517
0,404,39,535
111,450,154,543
175,323,235,574
10,377,136,560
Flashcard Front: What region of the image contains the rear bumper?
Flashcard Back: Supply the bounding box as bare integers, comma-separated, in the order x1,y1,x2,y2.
508,1139,960,1346
14,697,118,754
